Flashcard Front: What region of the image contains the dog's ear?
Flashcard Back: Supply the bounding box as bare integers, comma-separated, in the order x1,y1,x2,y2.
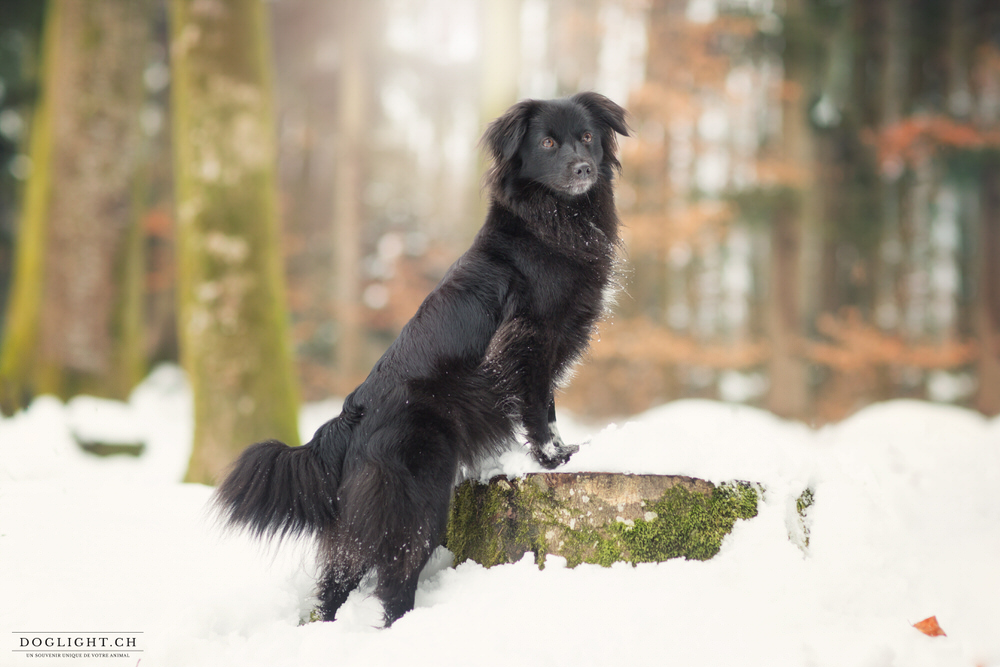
571,92,630,138
480,100,536,164
572,92,630,175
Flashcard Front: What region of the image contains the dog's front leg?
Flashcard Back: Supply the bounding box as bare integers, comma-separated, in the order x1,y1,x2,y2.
527,395,579,469
490,316,580,468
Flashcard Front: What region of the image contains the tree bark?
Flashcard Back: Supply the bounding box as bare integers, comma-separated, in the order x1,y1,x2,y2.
170,0,301,484
447,473,759,568
473,0,521,243
765,206,809,419
975,163,1000,416
766,0,818,420
331,3,367,388
0,0,149,415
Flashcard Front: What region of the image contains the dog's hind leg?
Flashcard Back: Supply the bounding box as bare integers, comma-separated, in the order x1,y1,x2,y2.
375,484,452,626
375,501,446,627
315,526,370,621
376,562,425,627
334,430,456,627
317,560,364,621
375,474,453,627
380,430,457,626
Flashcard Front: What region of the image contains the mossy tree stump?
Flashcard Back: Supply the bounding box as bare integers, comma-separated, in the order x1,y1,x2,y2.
447,473,759,568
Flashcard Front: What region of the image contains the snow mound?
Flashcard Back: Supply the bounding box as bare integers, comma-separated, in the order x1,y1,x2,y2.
1,373,999,667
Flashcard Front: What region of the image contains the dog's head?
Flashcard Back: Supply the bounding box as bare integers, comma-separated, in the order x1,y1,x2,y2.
482,92,630,200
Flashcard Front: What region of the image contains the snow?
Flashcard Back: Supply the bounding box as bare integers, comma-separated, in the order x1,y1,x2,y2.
1,364,999,667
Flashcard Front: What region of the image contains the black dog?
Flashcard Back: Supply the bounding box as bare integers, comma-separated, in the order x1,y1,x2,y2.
214,92,629,626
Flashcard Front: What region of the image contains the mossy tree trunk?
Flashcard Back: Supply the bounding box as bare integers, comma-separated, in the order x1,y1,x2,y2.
169,0,300,484
0,0,150,415
447,473,759,568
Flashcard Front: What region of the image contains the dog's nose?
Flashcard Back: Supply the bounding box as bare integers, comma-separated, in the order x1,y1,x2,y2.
573,162,593,177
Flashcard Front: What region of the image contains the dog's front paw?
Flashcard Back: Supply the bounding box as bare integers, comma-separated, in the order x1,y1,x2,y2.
531,440,580,469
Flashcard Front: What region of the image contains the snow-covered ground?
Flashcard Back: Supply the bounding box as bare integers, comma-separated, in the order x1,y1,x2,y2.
1,364,998,667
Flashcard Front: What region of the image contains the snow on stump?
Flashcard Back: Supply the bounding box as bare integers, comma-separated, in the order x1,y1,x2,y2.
446,473,759,568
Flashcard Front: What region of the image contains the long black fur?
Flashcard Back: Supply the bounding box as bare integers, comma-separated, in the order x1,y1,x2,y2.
214,92,630,626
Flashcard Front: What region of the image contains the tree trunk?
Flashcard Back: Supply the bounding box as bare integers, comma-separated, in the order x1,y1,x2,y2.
872,0,909,345
331,3,367,388
975,163,1000,416
473,0,521,243
0,0,150,415
447,473,759,568
765,206,809,419
766,0,818,421
170,0,301,484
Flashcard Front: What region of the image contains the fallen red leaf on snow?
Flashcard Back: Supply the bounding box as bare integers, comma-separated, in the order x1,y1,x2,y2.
913,616,947,637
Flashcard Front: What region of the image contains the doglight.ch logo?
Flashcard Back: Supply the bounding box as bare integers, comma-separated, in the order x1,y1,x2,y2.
11,631,143,661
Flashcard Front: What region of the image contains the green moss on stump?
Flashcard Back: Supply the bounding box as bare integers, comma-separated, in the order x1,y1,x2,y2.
447,473,759,569
612,482,758,563
446,476,549,567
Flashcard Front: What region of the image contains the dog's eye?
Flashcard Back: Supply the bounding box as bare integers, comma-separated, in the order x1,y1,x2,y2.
541,137,556,149
581,132,593,143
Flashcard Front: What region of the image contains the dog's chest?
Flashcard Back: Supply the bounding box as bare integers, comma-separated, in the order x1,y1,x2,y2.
525,244,609,323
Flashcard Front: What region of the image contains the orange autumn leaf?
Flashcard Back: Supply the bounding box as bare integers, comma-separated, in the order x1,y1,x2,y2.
913,616,947,637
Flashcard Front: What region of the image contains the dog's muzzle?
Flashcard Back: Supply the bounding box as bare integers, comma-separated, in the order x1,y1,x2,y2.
563,162,597,195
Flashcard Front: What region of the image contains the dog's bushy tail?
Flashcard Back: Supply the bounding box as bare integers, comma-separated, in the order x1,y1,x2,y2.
213,419,348,542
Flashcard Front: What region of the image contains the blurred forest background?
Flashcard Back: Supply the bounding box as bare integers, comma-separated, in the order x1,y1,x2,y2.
2,0,1000,479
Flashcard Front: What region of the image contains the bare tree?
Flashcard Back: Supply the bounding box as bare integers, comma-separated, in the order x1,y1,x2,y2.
330,2,369,386
0,0,150,414
975,162,1000,415
169,0,300,483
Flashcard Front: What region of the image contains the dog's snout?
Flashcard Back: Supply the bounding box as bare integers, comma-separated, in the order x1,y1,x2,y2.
573,162,593,178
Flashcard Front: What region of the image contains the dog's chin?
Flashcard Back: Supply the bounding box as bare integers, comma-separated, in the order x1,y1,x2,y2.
557,177,597,197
